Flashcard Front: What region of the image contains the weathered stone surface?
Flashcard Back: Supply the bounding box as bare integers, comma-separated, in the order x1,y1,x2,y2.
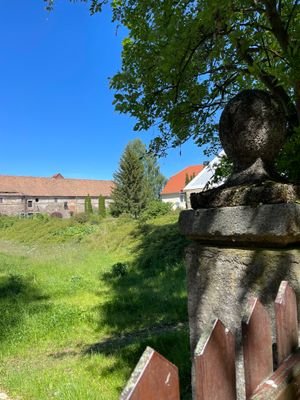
182,89,300,399
219,90,286,185
190,182,300,210
179,203,300,246
186,244,300,400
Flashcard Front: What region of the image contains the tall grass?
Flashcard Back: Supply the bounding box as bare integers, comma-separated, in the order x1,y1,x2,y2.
0,213,191,399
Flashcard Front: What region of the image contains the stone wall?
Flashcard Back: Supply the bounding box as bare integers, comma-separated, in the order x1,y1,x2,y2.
0,195,111,217
0,196,25,215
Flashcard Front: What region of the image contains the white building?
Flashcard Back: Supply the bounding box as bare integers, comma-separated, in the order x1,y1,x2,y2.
184,151,225,208
160,165,204,209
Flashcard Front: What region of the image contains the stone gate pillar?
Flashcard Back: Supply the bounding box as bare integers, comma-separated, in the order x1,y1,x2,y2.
178,90,300,399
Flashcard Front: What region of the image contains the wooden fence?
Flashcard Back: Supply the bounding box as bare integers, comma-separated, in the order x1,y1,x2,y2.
120,281,300,400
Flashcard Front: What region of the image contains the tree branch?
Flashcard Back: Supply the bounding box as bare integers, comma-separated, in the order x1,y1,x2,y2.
237,39,298,134
286,0,299,32
262,0,290,53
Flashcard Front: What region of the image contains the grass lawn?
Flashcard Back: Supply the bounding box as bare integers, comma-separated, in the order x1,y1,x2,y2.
0,214,191,399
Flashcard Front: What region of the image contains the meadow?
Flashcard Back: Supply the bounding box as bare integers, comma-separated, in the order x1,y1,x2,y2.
0,213,191,399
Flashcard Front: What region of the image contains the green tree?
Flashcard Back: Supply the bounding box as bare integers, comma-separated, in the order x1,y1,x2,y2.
47,0,300,180
129,139,166,199
110,140,148,218
98,195,106,217
84,194,93,214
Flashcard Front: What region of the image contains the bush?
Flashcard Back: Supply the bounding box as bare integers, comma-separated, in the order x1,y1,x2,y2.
140,200,172,222
73,213,89,224
111,262,128,278
52,224,97,241
33,213,50,221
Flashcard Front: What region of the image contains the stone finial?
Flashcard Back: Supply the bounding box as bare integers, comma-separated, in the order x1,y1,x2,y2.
219,89,286,186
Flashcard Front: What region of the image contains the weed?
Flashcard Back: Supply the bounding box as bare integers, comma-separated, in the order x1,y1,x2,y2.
111,262,129,278
73,213,89,224
52,225,97,241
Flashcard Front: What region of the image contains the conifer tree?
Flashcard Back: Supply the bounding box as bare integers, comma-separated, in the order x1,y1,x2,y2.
98,195,106,217
110,141,148,218
128,139,166,199
84,194,93,214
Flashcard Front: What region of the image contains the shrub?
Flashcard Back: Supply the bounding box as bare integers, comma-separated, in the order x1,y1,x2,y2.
73,212,89,224
33,213,50,221
0,274,26,296
140,200,172,222
52,224,97,241
111,262,128,278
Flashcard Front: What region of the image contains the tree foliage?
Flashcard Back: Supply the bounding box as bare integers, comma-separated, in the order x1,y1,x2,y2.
110,140,149,218
112,0,298,151
98,195,106,217
47,0,300,180
128,139,167,199
84,194,93,214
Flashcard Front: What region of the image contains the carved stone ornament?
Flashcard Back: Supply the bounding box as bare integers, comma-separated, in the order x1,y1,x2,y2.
219,89,286,186
189,89,300,209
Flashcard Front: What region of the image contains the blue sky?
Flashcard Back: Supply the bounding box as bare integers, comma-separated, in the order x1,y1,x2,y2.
0,0,208,180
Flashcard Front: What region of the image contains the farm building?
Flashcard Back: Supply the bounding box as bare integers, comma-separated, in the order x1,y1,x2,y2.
0,173,114,217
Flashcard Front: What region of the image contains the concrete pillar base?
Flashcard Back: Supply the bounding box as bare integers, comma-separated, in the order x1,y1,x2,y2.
179,204,300,399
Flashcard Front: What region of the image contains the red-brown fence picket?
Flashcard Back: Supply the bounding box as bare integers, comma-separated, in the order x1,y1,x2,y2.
275,281,298,364
120,346,180,400
242,298,273,399
194,319,236,400
121,281,300,400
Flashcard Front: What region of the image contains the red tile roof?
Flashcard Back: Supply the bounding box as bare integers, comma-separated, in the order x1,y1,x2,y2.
161,165,204,195
0,174,114,197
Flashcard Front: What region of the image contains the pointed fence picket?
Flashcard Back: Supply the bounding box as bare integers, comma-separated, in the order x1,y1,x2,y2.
121,281,300,400
242,298,273,399
275,281,299,364
120,346,180,400
194,319,236,400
